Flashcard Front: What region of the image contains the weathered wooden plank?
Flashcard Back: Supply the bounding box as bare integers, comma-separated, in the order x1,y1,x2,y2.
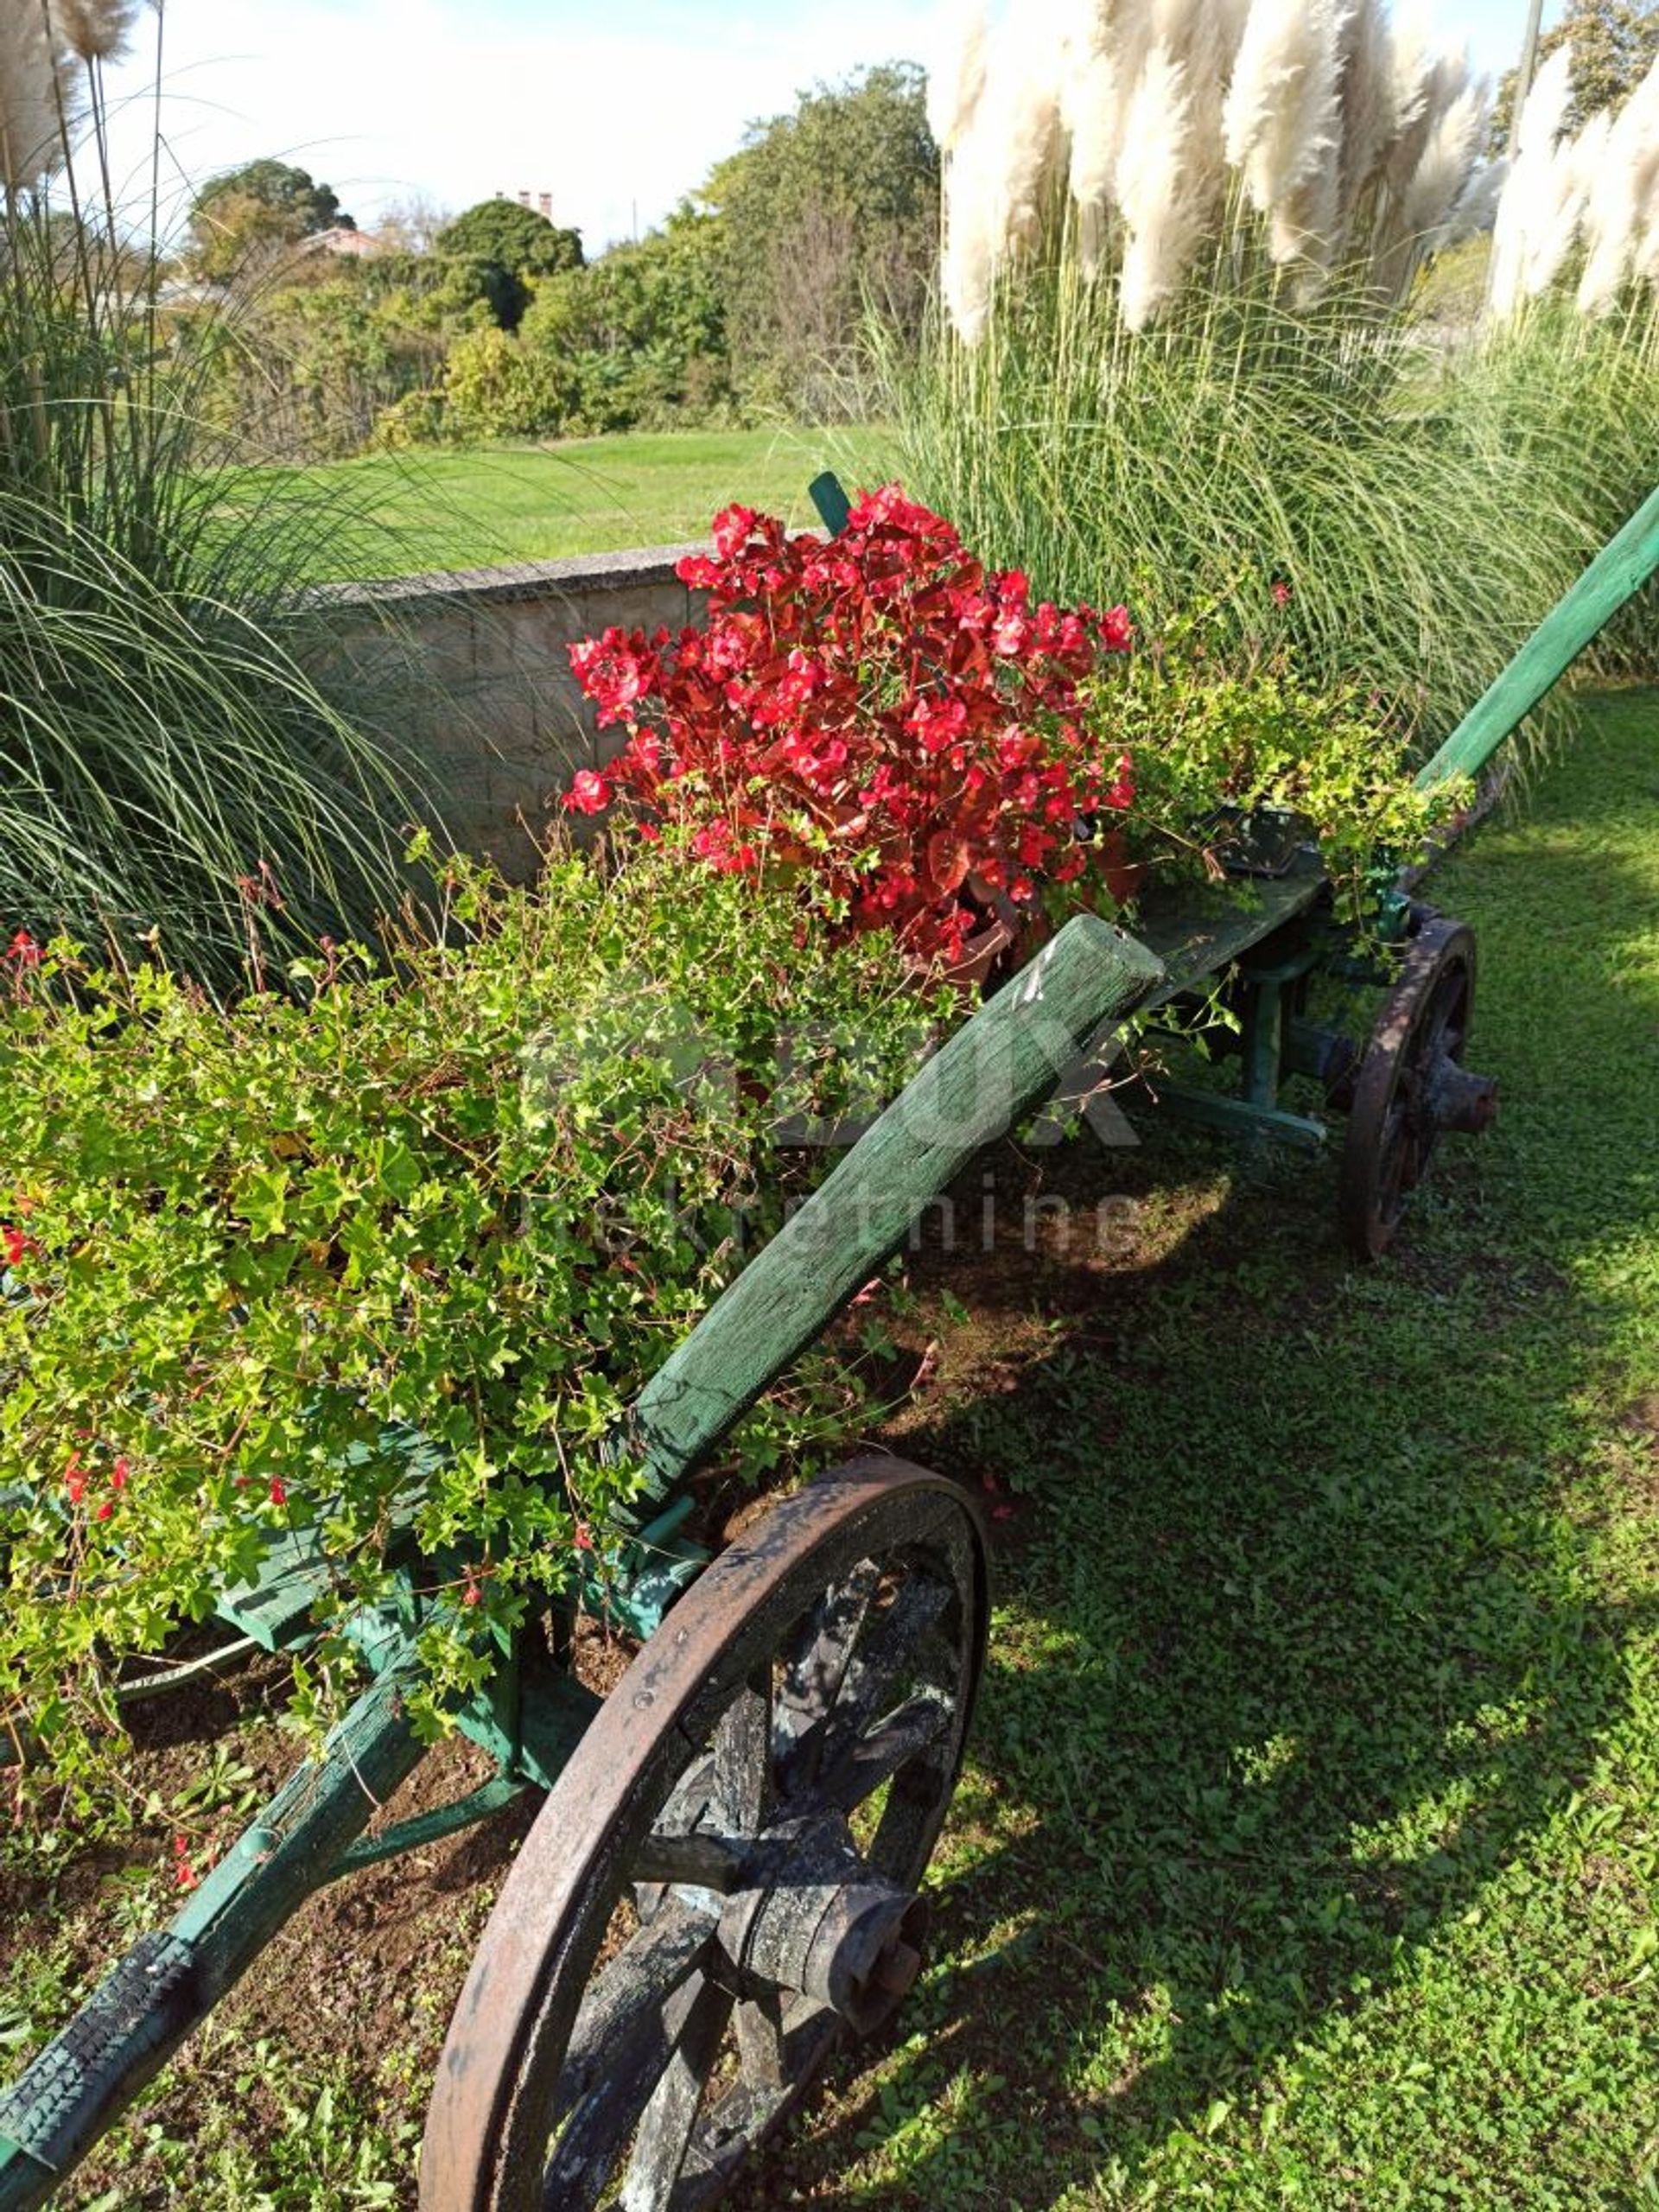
0,1675,424,2212
1416,480,1659,790
632,912,1166,1493
1133,855,1326,1007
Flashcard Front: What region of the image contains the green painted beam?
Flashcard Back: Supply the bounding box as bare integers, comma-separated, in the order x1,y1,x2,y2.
1416,481,1659,790
0,1674,423,2212
632,912,1166,1494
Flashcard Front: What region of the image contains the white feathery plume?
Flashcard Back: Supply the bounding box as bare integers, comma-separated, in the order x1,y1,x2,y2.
942,8,1066,340
1442,156,1507,245
1577,54,1659,313
1397,80,1487,255
999,68,1065,257
51,0,142,64
1061,0,1130,279
1222,0,1350,272
1158,0,1249,189
941,100,1000,340
1487,41,1574,315
1065,57,1118,274
926,3,991,155
1116,41,1208,327
1385,4,1436,142
1382,43,1469,212
0,3,67,189
1522,102,1606,296
1335,0,1394,226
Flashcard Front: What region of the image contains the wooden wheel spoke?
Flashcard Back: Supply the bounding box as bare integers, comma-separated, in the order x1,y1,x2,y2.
810,1691,954,1817
632,1829,748,1895
617,1975,734,2212
732,1987,787,2094
775,1559,881,1768
556,1904,715,2115
544,1968,717,2212
803,1574,951,1786
713,1665,773,1834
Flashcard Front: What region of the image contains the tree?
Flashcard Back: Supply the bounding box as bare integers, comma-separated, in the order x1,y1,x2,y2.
518,203,730,429
375,194,452,255
697,63,938,416
187,159,353,281
1491,1,1659,151
429,201,584,333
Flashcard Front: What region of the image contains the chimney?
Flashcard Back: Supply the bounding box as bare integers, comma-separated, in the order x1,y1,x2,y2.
517,189,531,207
537,192,552,218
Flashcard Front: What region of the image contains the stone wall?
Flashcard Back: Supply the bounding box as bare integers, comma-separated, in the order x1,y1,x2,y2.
303,545,707,878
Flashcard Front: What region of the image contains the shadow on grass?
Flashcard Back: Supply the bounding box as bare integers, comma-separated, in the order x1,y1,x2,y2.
734,751,1658,2203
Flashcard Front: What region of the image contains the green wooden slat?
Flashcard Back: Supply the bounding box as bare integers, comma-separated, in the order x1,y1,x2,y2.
0,1675,423,2212
632,912,1166,1493
1133,857,1326,1005
1417,481,1659,790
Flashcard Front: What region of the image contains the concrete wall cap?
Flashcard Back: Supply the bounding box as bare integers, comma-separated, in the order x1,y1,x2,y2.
302,543,713,613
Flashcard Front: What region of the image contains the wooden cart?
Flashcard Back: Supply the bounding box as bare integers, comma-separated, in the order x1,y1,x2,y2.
2,482,1655,2212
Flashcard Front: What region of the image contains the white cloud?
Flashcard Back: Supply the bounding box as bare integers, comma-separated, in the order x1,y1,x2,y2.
101,0,939,250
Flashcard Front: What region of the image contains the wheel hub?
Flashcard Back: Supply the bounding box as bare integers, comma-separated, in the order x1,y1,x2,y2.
715,1813,928,2037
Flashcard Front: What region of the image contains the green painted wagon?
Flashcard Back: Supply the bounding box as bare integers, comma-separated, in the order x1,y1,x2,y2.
2,483,1655,2211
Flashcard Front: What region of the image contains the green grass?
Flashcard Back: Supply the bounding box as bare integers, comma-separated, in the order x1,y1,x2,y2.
768,685,1659,2206
230,427,890,583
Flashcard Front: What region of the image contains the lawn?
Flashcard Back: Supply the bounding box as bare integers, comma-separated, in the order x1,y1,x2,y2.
2,690,1654,2206
228,426,893,583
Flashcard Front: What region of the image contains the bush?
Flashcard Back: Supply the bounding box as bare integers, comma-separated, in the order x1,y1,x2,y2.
0,845,936,1816
442,325,574,440
564,486,1137,965
369,385,450,449
1098,607,1467,923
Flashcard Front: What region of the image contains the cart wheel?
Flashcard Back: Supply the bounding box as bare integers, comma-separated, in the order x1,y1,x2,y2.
1339,916,1497,1262
422,1458,988,2212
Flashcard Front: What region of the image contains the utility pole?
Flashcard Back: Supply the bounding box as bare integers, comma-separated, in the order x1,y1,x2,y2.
1510,0,1547,150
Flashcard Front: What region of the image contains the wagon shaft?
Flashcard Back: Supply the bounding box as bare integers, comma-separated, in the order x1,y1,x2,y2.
1417,480,1659,791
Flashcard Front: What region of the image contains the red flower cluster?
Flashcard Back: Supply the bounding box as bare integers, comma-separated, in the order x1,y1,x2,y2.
63,1449,130,1520
564,486,1134,962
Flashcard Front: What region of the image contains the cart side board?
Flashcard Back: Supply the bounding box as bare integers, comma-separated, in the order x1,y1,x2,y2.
632,910,1166,1496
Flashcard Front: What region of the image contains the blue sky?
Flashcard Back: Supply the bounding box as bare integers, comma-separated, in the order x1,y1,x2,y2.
104,1,1557,253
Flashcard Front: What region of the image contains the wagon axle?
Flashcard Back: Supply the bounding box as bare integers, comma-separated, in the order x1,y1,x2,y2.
713,1811,930,2035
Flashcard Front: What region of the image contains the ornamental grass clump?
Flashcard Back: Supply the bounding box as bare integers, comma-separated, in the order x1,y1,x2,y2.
0,849,935,1816
890,0,1659,738
563,485,1135,968
1,0,432,979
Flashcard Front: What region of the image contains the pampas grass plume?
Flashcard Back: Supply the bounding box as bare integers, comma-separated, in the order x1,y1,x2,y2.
0,3,67,188
927,3,990,155
1487,41,1574,315
1577,54,1659,312
1116,42,1207,328
54,0,143,65
1223,0,1347,270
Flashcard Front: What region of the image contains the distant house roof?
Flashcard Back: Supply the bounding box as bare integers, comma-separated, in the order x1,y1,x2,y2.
304,226,382,257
